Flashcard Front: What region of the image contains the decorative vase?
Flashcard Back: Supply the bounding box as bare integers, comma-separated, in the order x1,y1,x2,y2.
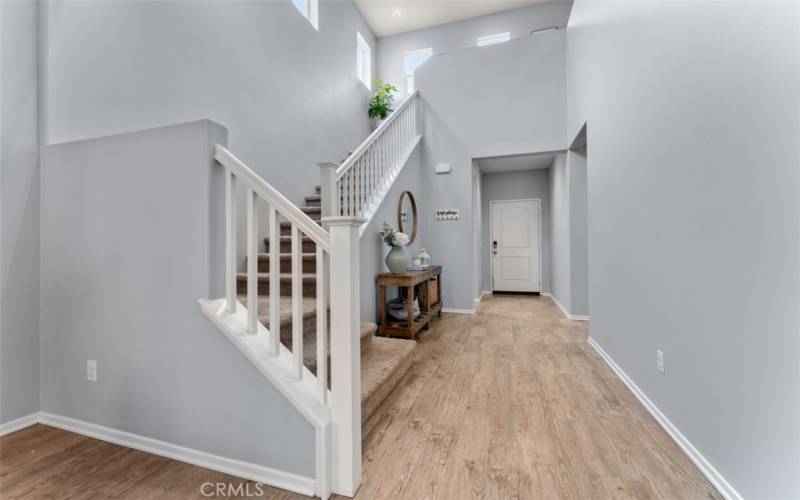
385,246,408,274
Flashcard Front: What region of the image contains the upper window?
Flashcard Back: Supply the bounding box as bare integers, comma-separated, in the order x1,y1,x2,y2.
292,0,318,29
477,32,511,47
403,48,432,94
356,32,371,89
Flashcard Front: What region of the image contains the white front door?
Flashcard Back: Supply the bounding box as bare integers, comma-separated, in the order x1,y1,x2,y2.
491,199,541,292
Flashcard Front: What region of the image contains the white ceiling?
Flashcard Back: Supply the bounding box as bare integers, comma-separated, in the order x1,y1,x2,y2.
477,153,555,174
354,0,553,38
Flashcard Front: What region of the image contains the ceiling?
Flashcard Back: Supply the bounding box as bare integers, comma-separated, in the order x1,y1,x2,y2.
354,0,553,38
477,153,556,174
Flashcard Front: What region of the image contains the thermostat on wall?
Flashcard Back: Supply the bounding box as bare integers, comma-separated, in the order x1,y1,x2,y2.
435,209,460,221
435,163,451,174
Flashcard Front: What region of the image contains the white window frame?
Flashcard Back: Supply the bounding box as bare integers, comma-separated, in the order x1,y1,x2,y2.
477,32,511,47
292,0,318,30
356,32,371,89
403,47,432,94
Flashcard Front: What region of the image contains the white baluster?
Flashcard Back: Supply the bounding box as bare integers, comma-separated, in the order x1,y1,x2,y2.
291,223,303,379
225,168,237,313
247,188,258,333
268,206,280,355
316,246,328,404
349,170,355,217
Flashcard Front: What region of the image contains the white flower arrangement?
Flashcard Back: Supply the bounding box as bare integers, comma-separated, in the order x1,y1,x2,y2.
380,222,410,248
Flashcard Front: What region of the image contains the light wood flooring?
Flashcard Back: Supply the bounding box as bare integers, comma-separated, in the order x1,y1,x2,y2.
0,294,720,499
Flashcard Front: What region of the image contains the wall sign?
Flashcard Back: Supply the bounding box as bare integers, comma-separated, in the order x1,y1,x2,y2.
434,209,460,221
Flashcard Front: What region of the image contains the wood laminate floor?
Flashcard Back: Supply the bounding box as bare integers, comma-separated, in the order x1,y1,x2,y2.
0,295,720,499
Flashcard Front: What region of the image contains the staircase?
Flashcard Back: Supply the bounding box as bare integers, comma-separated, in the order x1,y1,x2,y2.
200,92,422,499
235,186,416,425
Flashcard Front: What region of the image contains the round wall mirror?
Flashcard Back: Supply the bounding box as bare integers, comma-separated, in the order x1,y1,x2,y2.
397,191,417,244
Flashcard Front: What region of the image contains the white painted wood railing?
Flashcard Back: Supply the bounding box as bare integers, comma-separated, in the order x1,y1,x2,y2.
200,145,364,499
320,92,421,232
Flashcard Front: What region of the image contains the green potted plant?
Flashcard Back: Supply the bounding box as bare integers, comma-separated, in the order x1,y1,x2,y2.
368,80,398,125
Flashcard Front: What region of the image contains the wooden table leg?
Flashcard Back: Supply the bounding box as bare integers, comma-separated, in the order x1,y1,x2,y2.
437,274,442,317
378,284,386,336
423,279,431,331
407,284,415,339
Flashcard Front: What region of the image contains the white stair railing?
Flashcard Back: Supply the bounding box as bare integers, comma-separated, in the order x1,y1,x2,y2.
320,92,421,233
200,145,364,499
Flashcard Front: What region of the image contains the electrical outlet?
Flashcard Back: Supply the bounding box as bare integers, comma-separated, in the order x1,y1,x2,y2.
87,359,97,382
656,350,664,374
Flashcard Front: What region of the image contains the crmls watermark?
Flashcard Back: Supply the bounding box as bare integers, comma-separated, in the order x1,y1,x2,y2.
200,481,265,497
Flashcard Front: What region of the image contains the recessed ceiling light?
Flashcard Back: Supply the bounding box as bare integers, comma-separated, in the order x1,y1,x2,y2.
392,8,402,17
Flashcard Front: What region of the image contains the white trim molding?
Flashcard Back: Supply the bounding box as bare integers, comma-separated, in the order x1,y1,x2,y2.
442,308,475,315
34,412,316,497
587,338,743,500
473,291,492,305
542,293,589,321
0,411,41,437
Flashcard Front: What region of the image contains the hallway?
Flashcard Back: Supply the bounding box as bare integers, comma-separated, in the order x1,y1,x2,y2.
0,295,723,499
357,294,721,499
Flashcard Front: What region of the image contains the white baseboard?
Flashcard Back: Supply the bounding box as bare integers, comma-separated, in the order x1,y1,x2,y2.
474,291,492,305
586,338,742,500
0,411,41,437
542,293,589,321
33,412,316,497
442,308,475,314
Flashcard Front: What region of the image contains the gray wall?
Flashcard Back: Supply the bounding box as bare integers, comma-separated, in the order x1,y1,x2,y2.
359,146,426,322
549,152,571,311
42,0,375,207
415,32,566,310
40,121,315,477
568,146,588,316
548,148,588,317
376,1,572,96
567,1,799,497
481,169,552,295
0,0,41,424
471,161,482,301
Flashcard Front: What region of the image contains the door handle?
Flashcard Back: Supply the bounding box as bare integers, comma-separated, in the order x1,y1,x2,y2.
492,241,498,255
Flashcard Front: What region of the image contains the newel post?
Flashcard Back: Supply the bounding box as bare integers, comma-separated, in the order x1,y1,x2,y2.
318,162,339,224
324,215,364,496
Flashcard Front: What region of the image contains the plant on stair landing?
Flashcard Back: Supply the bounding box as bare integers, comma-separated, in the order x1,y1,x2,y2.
380,222,410,274
368,80,398,121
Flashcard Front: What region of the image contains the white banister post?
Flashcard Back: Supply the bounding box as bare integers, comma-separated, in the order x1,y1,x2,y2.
324,215,364,497
318,162,339,225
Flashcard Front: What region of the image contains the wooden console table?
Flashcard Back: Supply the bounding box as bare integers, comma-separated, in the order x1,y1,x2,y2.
377,266,442,339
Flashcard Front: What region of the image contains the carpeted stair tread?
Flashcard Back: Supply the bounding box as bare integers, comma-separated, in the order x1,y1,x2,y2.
255,252,316,261
238,294,375,371
236,272,317,282
361,336,416,425
237,294,316,326
251,253,317,273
